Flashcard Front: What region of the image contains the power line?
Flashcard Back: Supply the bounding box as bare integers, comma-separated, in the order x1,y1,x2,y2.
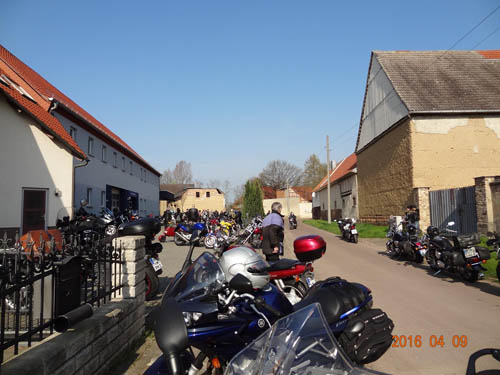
471,24,500,49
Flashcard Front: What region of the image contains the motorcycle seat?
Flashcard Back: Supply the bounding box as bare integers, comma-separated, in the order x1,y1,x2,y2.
293,277,367,324
266,258,301,271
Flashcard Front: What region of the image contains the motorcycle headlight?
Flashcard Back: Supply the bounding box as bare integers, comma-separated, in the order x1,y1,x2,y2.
182,311,203,327
105,225,117,236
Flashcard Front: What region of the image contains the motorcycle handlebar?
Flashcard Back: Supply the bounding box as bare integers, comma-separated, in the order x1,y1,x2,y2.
255,296,282,318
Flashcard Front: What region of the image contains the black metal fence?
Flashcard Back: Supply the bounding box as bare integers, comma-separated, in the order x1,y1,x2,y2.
0,231,123,363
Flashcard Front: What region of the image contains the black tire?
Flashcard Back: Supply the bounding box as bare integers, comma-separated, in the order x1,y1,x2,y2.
413,251,424,264
353,234,359,244
461,268,479,282
283,279,307,304
145,265,159,301
174,233,184,246
496,262,500,282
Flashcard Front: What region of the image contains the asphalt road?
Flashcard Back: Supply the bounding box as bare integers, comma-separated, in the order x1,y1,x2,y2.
153,223,500,375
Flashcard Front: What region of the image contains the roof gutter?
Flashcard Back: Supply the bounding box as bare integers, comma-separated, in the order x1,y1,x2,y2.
411,110,500,115
72,159,89,211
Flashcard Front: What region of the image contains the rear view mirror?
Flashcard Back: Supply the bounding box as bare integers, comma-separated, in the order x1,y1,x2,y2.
229,273,253,294
190,230,200,245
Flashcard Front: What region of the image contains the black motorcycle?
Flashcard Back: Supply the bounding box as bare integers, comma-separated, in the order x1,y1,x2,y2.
386,222,425,263
289,213,297,230
486,231,500,282
425,222,490,282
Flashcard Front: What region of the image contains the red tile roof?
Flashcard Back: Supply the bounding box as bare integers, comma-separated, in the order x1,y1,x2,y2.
262,186,277,199
477,50,500,59
292,186,313,202
0,45,160,176
0,68,87,160
313,153,357,192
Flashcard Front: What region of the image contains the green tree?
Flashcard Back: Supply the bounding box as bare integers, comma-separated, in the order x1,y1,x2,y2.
242,179,264,219
303,154,328,188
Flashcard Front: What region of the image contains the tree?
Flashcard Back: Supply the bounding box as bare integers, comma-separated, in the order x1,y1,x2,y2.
242,179,264,219
302,154,328,187
259,160,303,190
172,161,193,184
160,169,175,184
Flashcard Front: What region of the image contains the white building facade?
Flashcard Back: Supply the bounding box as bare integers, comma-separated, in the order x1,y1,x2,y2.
53,106,160,217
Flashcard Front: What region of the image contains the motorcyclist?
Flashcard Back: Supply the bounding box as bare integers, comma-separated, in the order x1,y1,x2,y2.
262,202,284,262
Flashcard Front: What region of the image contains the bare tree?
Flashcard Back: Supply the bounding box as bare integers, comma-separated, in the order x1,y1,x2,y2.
194,179,205,188
160,169,175,184
259,160,303,190
172,160,193,184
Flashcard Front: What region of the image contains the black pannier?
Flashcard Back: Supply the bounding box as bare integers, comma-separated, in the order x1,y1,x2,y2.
339,308,394,365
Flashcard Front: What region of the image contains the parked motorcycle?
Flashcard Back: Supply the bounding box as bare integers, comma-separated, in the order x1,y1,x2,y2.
145,231,394,375
425,222,490,282
289,213,297,230
174,222,208,246
341,218,359,243
386,222,425,263
486,231,500,282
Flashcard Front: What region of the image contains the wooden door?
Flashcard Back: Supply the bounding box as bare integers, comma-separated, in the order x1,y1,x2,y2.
22,189,46,234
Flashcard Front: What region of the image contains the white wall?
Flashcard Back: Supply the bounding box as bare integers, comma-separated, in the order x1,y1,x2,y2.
55,113,160,216
0,97,73,231
317,174,359,219
357,56,409,152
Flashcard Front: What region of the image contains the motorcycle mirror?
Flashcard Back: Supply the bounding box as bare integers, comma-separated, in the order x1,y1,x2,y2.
190,230,200,245
80,199,88,207
229,273,254,294
447,221,455,227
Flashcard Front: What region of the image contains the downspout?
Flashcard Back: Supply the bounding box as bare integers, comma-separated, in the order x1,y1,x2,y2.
73,160,88,212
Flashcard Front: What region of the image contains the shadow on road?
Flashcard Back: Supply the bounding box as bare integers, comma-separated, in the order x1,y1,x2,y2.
377,250,500,297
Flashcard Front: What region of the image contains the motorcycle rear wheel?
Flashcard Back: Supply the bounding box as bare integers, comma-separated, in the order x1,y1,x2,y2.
283,280,307,304
174,234,185,246
461,268,479,282
413,251,424,263
353,234,359,243
497,262,500,282
145,265,159,301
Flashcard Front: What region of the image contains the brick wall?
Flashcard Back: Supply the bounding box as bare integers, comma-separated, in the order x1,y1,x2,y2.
2,236,146,375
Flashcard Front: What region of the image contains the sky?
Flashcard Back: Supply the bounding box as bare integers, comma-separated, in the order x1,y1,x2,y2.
2,1,500,195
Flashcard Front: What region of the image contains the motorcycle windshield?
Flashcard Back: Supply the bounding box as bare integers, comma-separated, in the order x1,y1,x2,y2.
173,252,226,303
225,303,384,375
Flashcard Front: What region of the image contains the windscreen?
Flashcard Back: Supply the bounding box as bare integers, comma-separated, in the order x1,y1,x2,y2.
173,252,226,302
226,303,384,375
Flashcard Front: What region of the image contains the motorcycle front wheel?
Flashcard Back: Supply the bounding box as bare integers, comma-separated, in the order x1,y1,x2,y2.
174,234,185,246
145,265,159,301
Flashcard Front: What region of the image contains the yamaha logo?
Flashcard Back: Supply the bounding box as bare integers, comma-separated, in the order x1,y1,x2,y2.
257,319,265,328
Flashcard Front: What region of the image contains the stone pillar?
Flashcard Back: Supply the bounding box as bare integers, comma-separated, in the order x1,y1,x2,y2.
475,176,497,234
113,236,146,302
413,187,430,230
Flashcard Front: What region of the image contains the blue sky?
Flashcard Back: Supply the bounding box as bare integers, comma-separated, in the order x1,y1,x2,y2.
2,1,499,191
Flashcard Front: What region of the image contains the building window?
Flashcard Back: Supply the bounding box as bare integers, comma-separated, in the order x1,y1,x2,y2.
113,152,118,167
140,168,143,181
196,192,200,198
112,191,120,209
70,127,77,140
206,191,210,198
122,157,126,171
342,199,345,209
102,146,107,162
88,137,94,156
86,188,93,207
353,197,357,207
334,201,337,209
101,191,106,207
130,161,133,175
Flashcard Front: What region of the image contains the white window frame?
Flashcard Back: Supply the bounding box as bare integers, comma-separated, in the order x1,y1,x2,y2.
87,188,93,207
130,161,133,175
70,127,77,140
102,145,107,162
88,137,94,156
113,152,118,168
122,157,126,171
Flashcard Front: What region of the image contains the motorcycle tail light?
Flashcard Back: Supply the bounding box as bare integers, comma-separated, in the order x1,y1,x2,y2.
416,242,421,247
295,276,300,282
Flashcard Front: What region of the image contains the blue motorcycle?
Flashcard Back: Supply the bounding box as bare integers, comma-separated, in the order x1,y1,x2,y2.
146,232,394,375
174,222,207,246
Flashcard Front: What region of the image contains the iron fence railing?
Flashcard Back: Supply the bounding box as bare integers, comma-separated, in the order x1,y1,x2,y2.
0,231,123,363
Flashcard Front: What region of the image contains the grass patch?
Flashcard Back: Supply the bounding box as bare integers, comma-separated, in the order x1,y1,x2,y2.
303,220,388,238
479,236,499,280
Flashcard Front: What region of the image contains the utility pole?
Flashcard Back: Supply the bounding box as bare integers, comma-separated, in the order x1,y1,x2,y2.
326,135,331,224
286,181,290,216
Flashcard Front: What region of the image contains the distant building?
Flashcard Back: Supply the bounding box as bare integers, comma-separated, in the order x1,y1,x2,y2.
174,188,225,211
313,154,358,220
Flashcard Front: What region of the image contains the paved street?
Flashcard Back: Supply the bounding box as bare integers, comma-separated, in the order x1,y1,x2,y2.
142,222,500,375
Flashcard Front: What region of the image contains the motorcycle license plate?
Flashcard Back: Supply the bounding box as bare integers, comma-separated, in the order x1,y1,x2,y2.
306,277,315,287
150,258,163,272
419,249,427,256
463,247,478,258
351,229,358,234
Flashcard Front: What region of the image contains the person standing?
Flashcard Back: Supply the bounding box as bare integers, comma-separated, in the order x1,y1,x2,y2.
262,202,284,262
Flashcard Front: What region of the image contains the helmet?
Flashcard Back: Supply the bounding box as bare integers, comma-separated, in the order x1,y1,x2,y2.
426,226,439,237
219,246,270,290
187,208,199,221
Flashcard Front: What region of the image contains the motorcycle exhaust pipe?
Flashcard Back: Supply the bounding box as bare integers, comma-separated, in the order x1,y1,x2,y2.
55,303,93,332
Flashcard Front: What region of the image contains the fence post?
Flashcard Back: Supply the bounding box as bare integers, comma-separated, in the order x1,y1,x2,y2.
114,236,146,302
413,187,430,230
474,176,496,234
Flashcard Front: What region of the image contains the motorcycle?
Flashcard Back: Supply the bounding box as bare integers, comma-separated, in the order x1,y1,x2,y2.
486,231,500,282
145,231,394,375
386,222,425,263
289,214,297,230
174,222,208,246
425,222,491,282
342,219,359,243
